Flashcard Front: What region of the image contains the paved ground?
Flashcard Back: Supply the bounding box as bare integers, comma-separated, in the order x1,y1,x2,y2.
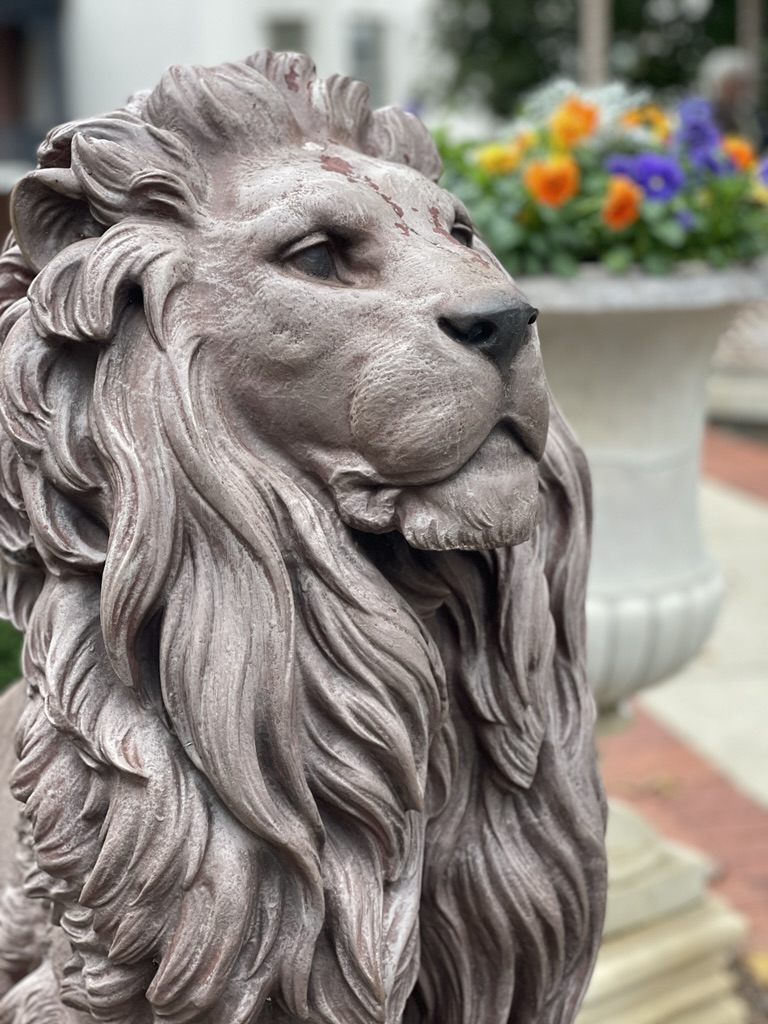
599,425,768,972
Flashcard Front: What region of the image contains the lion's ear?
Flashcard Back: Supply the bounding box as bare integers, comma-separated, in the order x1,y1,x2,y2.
11,169,105,273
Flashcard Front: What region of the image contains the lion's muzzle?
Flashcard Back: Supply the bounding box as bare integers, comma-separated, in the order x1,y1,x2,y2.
438,300,538,374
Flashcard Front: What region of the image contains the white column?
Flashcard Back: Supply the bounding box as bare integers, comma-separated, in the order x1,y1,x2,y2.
578,0,612,87
736,0,762,72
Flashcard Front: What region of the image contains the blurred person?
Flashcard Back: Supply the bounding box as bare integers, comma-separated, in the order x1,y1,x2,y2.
698,46,765,146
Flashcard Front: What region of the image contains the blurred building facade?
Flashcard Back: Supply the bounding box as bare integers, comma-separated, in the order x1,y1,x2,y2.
0,0,434,167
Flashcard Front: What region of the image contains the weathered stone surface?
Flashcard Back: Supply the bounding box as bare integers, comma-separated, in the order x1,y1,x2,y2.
602,801,713,938
0,52,606,1023
521,261,768,315
580,895,747,1023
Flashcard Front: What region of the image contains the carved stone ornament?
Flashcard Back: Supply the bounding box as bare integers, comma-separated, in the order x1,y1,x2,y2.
0,52,606,1024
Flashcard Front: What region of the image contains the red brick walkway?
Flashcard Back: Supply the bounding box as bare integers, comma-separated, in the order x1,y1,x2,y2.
599,707,768,952
599,425,768,954
702,425,768,502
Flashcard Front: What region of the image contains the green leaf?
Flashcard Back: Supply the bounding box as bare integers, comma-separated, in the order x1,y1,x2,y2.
502,253,523,277
0,619,22,691
549,251,581,277
641,251,673,274
528,233,551,257
600,246,634,273
705,246,729,268
487,218,525,251
640,201,667,223
649,219,687,248
521,252,544,275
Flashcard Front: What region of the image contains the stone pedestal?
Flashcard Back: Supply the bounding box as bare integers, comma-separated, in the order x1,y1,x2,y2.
578,802,749,1024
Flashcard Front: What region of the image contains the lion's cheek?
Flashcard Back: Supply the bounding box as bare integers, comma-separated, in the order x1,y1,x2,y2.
348,348,499,482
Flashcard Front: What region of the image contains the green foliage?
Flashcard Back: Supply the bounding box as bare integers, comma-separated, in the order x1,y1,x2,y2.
0,619,22,692
432,2,578,115
437,83,768,277
431,0,753,116
611,1,736,99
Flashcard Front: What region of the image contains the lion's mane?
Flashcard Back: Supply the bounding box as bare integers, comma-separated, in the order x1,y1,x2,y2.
0,52,605,1024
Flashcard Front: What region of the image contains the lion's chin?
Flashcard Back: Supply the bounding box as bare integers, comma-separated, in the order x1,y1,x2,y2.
335,427,540,551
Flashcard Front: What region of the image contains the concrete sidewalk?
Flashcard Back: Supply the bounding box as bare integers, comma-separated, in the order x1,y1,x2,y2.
599,426,768,956
641,474,768,809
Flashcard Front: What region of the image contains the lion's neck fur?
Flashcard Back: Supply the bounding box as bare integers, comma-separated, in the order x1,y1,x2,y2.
4,447,605,1024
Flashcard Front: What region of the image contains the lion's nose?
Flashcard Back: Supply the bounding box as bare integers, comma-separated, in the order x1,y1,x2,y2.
438,302,539,368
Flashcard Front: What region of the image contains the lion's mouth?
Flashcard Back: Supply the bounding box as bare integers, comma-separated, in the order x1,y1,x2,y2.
334,425,541,551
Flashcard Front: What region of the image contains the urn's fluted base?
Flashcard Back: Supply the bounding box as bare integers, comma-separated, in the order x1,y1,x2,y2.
586,565,723,711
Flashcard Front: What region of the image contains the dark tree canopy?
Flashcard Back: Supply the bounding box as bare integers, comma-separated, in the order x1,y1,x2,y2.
432,0,747,116
433,1,579,114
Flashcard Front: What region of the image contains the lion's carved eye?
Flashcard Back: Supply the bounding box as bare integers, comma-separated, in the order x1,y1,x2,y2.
451,222,473,248
288,242,336,280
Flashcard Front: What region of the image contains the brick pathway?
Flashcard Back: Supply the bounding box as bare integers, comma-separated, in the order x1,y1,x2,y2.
598,706,768,952
599,424,768,956
702,425,768,502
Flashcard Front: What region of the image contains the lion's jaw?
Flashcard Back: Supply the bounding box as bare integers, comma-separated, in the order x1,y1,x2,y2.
328,425,539,551
193,145,549,551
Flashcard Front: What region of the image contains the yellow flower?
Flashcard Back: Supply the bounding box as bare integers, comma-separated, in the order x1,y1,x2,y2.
524,154,581,207
549,97,599,147
476,141,524,175
601,176,643,231
722,135,757,171
620,105,671,141
515,128,538,152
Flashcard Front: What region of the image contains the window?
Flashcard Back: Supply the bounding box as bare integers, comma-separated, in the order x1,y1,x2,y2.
349,16,386,107
268,18,308,55
0,0,64,162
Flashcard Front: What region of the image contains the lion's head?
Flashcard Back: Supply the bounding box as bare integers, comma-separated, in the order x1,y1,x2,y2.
182,144,547,553
11,52,547,555
0,52,605,1024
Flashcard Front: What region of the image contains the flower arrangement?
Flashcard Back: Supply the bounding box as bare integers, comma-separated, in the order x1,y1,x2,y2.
437,81,768,277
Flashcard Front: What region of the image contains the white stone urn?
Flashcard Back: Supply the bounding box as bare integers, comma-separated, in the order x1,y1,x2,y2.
519,262,767,714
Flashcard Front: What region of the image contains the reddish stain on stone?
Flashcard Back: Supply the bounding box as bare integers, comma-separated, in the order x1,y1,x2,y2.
361,176,408,229
321,154,355,176
380,193,404,218
428,206,452,239
284,67,300,93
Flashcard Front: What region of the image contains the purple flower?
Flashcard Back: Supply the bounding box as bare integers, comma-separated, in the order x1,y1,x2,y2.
605,152,686,200
676,209,695,231
688,146,733,176
632,153,686,199
605,154,637,177
759,158,768,187
675,98,721,153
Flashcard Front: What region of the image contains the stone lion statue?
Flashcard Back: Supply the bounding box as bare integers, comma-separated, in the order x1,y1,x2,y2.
0,52,605,1024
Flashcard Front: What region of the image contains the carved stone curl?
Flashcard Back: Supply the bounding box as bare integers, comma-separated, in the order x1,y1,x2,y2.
0,51,606,1024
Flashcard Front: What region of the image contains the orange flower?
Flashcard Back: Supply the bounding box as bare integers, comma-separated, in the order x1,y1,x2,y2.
601,175,643,230
524,154,581,207
476,141,524,175
620,104,671,141
514,128,538,153
549,96,599,147
722,135,757,171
